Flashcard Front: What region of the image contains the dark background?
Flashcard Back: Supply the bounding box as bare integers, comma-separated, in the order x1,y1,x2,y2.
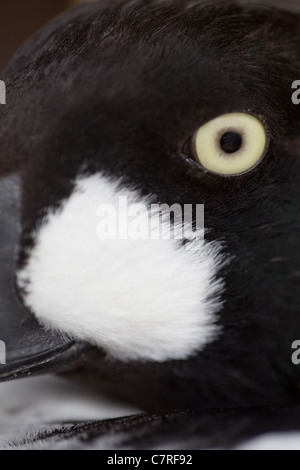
0,0,88,72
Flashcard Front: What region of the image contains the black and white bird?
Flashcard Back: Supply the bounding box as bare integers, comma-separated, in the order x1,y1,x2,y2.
0,0,299,449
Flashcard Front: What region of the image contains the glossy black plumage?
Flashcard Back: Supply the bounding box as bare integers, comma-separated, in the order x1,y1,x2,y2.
0,0,300,449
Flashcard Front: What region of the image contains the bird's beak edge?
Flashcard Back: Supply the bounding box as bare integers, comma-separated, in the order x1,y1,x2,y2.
0,173,83,383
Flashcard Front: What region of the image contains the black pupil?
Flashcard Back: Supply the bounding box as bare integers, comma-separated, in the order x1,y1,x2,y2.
220,131,243,154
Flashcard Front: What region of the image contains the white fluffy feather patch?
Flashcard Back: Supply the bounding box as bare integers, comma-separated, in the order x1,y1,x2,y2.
17,174,224,362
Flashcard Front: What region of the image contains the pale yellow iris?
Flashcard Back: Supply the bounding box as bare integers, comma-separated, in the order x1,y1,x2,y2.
194,113,267,176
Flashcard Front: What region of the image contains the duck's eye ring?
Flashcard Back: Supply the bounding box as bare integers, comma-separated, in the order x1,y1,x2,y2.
193,113,268,176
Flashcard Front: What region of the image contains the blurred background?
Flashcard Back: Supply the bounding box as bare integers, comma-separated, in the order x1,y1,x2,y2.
0,0,90,72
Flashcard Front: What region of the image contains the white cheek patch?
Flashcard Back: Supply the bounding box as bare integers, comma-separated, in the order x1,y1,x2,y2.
17,174,225,362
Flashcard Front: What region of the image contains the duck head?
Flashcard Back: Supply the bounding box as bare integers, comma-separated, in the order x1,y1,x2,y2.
0,0,299,412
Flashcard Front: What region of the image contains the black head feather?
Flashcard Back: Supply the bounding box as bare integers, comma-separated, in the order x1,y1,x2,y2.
0,0,299,414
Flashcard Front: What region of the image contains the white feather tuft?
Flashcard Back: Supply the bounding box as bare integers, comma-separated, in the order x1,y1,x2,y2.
18,174,224,362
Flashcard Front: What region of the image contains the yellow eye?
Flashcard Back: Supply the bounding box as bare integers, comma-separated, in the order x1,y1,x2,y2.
193,113,268,176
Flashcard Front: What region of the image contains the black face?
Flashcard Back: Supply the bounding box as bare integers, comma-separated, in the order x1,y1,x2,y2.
1,0,300,411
